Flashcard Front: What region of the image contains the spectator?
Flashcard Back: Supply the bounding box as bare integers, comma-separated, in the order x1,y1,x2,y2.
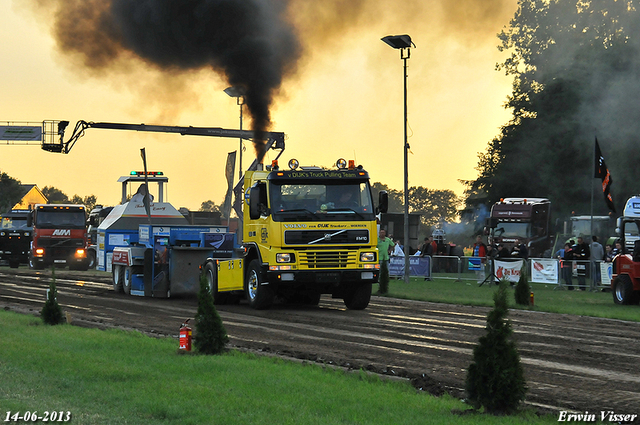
392,240,405,257
560,242,574,290
604,244,615,262
573,236,590,290
590,236,604,291
472,235,487,284
511,238,529,259
419,236,434,257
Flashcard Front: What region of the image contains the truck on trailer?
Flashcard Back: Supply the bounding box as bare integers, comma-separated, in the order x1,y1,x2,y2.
113,158,387,310
27,204,89,270
488,197,552,258
23,120,386,309
0,210,32,268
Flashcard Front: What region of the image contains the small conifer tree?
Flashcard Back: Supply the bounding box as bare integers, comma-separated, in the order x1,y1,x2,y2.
514,266,531,306
41,268,64,325
378,262,389,295
194,272,229,355
466,281,526,414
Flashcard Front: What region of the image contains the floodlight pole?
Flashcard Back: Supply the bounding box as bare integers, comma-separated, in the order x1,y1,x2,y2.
382,35,413,284
401,47,410,285
224,87,245,179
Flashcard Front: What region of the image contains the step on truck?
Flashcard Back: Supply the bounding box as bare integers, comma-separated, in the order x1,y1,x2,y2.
27,204,90,270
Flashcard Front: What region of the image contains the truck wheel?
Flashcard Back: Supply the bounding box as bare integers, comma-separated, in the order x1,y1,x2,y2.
123,266,133,295
343,283,372,310
204,262,227,305
29,257,44,270
245,259,274,310
113,265,124,293
87,250,96,269
612,275,640,305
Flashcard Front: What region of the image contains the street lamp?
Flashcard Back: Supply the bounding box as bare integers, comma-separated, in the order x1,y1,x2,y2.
224,86,246,179
382,34,414,285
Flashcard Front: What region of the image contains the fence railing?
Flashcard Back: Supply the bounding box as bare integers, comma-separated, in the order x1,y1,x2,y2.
390,255,612,289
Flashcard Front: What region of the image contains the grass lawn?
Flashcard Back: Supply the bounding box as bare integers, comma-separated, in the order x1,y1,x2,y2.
0,311,558,425
379,276,639,322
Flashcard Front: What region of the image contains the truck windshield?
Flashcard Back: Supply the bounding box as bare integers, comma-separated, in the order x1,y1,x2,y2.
494,222,531,239
35,211,86,229
270,181,374,222
1,217,29,229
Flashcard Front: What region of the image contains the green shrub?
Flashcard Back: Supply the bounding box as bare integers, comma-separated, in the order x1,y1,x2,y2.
194,272,228,355
41,268,64,325
514,268,531,306
466,281,526,414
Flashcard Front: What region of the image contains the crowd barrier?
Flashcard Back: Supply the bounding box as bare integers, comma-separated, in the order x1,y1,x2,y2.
389,255,612,289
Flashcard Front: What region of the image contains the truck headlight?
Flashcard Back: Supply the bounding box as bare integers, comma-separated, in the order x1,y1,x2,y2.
35,248,45,257
75,248,86,258
276,253,295,263
360,252,376,262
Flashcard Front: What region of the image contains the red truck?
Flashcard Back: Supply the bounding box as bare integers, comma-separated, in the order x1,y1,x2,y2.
28,204,90,270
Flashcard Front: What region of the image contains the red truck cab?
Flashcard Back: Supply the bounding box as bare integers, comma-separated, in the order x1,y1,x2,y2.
28,204,89,270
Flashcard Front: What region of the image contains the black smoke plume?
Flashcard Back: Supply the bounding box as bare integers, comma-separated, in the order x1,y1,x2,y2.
41,0,301,162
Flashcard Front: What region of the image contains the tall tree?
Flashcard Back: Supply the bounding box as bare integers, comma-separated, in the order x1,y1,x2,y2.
0,172,24,213
465,0,640,219
42,186,69,204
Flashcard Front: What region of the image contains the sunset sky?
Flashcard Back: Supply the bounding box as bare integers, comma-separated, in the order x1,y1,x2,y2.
0,0,517,211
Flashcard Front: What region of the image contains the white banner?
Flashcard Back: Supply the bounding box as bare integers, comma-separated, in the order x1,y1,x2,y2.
601,262,613,287
0,126,42,141
531,258,559,284
494,259,524,283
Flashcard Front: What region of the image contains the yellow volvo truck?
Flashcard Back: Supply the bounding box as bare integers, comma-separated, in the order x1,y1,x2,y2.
204,158,388,310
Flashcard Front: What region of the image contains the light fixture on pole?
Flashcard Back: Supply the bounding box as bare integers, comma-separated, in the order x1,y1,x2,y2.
382,34,414,285
224,86,246,179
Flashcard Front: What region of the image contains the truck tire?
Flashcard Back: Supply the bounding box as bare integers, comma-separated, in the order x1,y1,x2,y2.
343,283,372,310
113,265,124,293
29,257,44,270
612,275,640,305
87,250,96,269
123,266,133,295
245,259,274,310
204,262,227,305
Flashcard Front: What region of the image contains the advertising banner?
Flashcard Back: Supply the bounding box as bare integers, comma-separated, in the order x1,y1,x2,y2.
494,259,524,283
0,126,42,141
389,256,431,278
531,258,559,284
601,262,613,287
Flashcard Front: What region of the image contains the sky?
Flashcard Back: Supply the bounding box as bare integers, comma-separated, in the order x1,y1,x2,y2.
0,0,517,211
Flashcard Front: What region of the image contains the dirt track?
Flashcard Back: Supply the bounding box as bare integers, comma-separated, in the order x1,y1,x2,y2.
1,267,640,419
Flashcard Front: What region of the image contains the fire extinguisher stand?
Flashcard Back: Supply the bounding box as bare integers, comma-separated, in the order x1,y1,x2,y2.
179,318,192,352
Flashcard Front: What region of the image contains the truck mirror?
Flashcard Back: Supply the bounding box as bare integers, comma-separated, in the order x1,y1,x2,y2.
26,211,33,228
378,190,388,214
489,218,499,228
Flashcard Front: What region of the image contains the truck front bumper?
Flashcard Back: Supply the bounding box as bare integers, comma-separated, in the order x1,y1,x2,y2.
267,269,379,286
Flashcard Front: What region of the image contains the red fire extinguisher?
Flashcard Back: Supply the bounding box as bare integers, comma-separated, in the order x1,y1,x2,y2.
530,291,534,306
179,319,192,352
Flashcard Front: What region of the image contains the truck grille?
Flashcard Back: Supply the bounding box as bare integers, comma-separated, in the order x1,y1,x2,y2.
36,238,84,248
285,230,369,245
298,251,356,269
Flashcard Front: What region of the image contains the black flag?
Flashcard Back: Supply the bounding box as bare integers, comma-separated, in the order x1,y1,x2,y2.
594,139,615,213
